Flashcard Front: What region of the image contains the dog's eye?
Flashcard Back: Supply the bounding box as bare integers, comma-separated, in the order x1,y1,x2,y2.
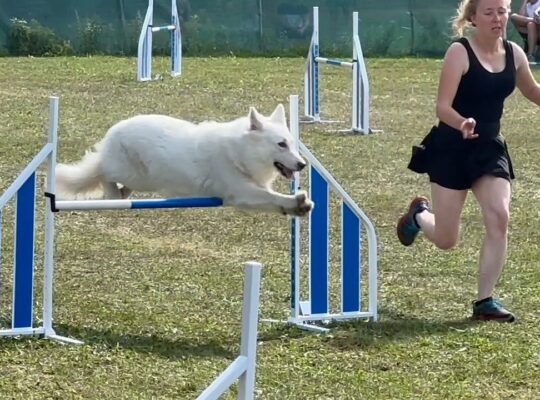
277,141,288,148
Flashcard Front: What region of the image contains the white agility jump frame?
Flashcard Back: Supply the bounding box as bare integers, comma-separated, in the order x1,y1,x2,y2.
287,95,378,332
137,0,182,81
0,94,378,393
0,98,78,344
0,97,261,399
304,6,378,134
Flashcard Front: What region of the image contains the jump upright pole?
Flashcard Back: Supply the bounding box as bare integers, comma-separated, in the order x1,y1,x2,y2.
304,7,380,134
137,0,182,81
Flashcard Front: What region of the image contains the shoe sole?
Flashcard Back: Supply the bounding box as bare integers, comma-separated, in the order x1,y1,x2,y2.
471,314,516,323
396,196,428,246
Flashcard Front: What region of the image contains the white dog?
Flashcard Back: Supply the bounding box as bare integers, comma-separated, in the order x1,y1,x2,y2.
55,104,314,217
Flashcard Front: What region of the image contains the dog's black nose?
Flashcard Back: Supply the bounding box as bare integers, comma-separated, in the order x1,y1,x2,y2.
297,161,306,171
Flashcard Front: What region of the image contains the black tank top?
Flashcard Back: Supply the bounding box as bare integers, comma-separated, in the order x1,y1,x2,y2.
451,37,516,124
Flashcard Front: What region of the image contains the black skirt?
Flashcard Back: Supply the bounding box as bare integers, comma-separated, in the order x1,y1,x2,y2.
408,122,514,190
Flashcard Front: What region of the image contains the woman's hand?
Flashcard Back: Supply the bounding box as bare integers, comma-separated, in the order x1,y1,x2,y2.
460,117,479,139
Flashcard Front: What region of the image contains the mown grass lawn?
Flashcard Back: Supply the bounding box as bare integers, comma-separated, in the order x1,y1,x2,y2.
0,55,539,399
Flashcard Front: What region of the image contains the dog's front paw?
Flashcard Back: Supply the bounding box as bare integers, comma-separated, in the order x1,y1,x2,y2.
291,190,314,217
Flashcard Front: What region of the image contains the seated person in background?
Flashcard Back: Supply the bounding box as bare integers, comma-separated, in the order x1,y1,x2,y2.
510,0,540,60
277,3,310,39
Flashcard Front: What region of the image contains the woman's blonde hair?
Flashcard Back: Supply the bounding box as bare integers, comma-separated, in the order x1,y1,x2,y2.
450,0,510,37
451,0,480,37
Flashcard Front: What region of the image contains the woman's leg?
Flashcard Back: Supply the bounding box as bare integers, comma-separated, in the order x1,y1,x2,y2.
415,183,468,249
469,175,514,322
510,13,533,33
510,14,534,33
527,21,538,57
396,183,467,248
471,176,511,301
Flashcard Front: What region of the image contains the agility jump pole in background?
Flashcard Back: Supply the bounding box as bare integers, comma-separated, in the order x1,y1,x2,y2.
287,95,378,332
0,97,262,400
304,6,380,134
137,0,182,81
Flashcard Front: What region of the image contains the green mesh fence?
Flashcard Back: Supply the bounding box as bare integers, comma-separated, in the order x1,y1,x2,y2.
0,0,525,57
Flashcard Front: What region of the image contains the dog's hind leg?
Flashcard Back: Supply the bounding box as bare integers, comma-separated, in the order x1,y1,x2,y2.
102,182,123,199
120,186,132,199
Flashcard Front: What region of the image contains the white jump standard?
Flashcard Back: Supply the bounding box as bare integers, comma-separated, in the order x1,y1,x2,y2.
304,6,378,134
137,0,182,81
287,95,378,332
0,98,80,344
197,261,262,400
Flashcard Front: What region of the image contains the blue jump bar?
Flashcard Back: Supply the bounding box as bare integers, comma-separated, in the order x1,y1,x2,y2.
50,195,224,212
130,197,223,209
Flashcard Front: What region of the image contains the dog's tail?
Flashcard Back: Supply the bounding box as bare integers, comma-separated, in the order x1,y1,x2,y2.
55,144,104,199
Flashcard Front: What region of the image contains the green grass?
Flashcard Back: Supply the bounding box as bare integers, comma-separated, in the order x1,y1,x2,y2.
0,56,540,399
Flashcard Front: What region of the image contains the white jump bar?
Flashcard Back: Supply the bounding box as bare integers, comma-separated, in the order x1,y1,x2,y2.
315,57,354,68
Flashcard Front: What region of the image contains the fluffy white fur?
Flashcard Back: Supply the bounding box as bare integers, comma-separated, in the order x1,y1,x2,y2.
55,104,314,216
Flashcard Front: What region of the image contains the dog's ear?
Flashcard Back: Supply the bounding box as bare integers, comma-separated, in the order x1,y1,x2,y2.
248,107,264,131
269,104,286,125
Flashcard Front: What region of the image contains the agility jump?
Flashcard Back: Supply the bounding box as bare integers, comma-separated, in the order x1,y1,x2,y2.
0,97,262,400
304,6,379,134
137,0,182,81
0,96,377,344
286,95,378,332
0,96,377,340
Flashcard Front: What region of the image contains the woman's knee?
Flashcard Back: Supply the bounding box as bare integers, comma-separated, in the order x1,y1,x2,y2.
484,207,509,237
433,230,460,250
434,238,459,250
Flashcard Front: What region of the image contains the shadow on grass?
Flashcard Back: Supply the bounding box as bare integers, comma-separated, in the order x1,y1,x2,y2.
327,308,484,350
54,324,236,360
257,309,481,348
1,310,481,355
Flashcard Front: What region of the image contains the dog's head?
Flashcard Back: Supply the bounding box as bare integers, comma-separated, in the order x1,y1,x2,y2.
244,104,306,181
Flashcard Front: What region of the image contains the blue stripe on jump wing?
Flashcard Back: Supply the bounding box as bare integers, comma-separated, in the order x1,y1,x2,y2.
313,44,320,116
13,173,36,329
290,180,297,311
130,197,223,209
290,215,297,311
310,167,328,315
143,34,149,78
342,203,360,313
171,16,177,71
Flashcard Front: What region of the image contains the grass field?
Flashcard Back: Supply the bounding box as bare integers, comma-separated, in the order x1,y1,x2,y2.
0,56,539,399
